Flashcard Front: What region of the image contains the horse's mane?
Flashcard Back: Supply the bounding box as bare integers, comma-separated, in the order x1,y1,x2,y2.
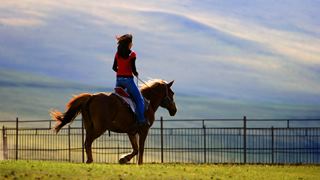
140,79,167,91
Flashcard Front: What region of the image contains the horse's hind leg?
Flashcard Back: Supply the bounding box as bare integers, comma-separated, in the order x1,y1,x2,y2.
84,136,93,164
119,134,138,164
84,133,95,164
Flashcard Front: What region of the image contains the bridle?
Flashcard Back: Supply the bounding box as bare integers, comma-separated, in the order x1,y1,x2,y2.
136,76,174,108
160,96,172,108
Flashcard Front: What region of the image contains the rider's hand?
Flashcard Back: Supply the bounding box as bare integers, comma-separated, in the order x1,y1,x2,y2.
133,72,139,77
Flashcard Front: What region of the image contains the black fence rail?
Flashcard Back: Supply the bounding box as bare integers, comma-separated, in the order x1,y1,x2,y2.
1,117,320,164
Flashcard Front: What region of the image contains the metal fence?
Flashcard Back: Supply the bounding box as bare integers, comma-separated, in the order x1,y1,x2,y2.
1,117,320,164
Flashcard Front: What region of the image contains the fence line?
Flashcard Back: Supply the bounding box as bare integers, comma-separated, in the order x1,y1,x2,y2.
1,117,320,128
1,117,320,164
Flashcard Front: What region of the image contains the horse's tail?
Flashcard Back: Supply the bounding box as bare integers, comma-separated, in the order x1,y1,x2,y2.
50,93,92,133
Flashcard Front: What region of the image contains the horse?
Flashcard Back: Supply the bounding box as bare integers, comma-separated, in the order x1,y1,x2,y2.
50,79,177,164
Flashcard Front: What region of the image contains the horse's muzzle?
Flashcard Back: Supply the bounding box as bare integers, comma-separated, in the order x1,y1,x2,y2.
168,105,177,116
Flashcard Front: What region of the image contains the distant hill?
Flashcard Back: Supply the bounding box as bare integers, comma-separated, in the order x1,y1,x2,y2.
0,69,111,120
0,69,319,128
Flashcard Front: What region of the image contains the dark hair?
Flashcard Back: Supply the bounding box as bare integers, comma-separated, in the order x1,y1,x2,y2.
116,34,132,58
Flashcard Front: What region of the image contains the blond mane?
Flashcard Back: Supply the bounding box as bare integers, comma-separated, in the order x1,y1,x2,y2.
140,79,167,91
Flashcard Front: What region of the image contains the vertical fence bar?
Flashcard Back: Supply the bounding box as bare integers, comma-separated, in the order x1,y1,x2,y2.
2,126,8,160
15,117,19,160
68,125,71,162
243,116,247,164
287,120,290,128
203,120,206,163
271,126,274,164
117,143,120,162
160,116,164,163
81,118,85,163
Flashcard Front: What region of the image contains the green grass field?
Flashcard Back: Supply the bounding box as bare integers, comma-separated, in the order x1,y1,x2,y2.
0,161,319,180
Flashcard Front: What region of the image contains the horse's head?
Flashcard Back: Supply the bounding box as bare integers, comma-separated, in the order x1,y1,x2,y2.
141,79,177,116
159,80,177,116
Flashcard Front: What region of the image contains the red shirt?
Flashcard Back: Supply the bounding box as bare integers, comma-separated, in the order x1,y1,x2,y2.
114,51,136,77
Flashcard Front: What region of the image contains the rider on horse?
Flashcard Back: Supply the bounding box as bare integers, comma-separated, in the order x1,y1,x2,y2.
112,34,149,127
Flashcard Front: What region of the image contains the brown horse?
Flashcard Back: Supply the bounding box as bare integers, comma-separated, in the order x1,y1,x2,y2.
50,79,177,164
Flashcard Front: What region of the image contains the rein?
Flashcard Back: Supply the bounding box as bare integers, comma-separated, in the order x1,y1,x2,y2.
136,76,150,88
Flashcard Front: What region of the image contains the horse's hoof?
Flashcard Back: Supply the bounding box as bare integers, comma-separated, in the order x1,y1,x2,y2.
119,157,128,164
86,159,93,164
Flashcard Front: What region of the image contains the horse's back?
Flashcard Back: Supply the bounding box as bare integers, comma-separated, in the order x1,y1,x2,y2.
91,92,129,109
89,92,119,118
87,92,135,134
92,92,113,98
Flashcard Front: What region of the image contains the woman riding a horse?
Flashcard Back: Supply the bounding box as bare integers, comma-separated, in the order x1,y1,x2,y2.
50,34,177,164
112,34,148,127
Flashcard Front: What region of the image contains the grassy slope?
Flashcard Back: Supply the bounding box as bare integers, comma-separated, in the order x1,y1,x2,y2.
0,69,109,121
0,160,319,180
1,69,320,126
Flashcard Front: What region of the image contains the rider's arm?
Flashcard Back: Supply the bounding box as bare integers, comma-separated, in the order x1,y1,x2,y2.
131,57,138,76
112,57,118,72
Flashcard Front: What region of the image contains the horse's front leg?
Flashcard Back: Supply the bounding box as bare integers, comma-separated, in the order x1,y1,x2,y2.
119,134,138,164
137,129,149,165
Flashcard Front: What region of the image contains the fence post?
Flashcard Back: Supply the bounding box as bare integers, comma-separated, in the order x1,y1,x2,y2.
243,116,247,164
81,118,85,163
160,116,164,163
15,117,19,160
287,120,289,128
271,126,274,164
203,120,206,163
117,143,120,161
68,125,71,162
2,126,8,159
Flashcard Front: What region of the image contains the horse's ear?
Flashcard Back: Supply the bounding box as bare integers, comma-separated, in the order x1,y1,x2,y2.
167,80,174,87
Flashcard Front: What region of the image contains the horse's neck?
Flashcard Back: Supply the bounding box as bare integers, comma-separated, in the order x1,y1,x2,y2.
141,89,161,113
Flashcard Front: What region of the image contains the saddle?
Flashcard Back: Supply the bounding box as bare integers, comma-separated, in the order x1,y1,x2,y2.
114,87,149,113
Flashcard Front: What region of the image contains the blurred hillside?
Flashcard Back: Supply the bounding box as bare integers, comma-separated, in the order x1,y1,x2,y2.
0,69,319,124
